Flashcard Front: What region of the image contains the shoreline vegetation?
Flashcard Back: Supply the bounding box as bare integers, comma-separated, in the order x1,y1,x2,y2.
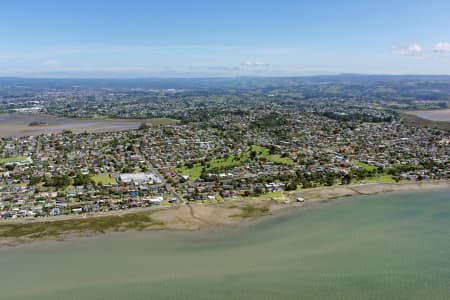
1,180,449,248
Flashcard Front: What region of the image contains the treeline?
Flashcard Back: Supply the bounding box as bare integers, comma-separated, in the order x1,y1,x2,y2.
43,175,72,188
226,167,383,194
251,114,289,129
28,174,94,189
385,161,445,176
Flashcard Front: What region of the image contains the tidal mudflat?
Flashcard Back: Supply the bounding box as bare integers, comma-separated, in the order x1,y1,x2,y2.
405,109,450,122
0,113,142,137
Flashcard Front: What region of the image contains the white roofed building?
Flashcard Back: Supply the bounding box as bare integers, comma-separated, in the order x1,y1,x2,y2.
117,173,162,185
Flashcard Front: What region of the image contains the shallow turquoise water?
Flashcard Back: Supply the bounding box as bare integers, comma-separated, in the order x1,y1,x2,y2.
1,189,450,300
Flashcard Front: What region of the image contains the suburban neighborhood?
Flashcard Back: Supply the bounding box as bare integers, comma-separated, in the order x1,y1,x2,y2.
1,90,449,219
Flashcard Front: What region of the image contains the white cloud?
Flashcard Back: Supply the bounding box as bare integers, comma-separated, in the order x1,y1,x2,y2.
433,42,450,53
392,44,424,57
240,61,270,67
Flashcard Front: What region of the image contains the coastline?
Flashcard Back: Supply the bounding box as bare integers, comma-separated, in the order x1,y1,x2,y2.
1,180,449,247
400,111,450,131
0,112,179,137
402,109,450,122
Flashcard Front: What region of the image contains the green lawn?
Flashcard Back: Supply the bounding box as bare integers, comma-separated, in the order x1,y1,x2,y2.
177,152,250,180
354,174,396,184
91,173,117,185
251,145,294,165
251,145,269,155
208,153,250,169
177,144,294,180
354,161,378,171
176,164,203,180
266,154,295,165
0,156,26,164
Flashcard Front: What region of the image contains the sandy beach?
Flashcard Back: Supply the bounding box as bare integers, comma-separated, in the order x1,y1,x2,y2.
1,180,449,247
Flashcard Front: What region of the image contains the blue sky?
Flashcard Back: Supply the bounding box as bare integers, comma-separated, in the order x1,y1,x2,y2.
1,0,450,77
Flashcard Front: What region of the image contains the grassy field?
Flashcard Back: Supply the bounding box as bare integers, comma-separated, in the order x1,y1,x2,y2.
266,154,294,165
177,145,294,180
353,162,398,183
176,164,204,180
354,161,378,171
177,152,250,180
0,156,26,164
354,174,397,184
209,153,250,169
251,145,294,165
91,173,117,185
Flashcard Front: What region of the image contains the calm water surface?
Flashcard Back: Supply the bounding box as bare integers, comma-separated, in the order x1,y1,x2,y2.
1,190,450,300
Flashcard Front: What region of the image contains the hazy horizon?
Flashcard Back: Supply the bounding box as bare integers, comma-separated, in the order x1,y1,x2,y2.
3,73,450,80
1,0,450,78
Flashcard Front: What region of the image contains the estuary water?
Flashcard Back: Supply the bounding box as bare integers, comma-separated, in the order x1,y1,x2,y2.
406,109,450,121
1,189,450,300
0,113,140,137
